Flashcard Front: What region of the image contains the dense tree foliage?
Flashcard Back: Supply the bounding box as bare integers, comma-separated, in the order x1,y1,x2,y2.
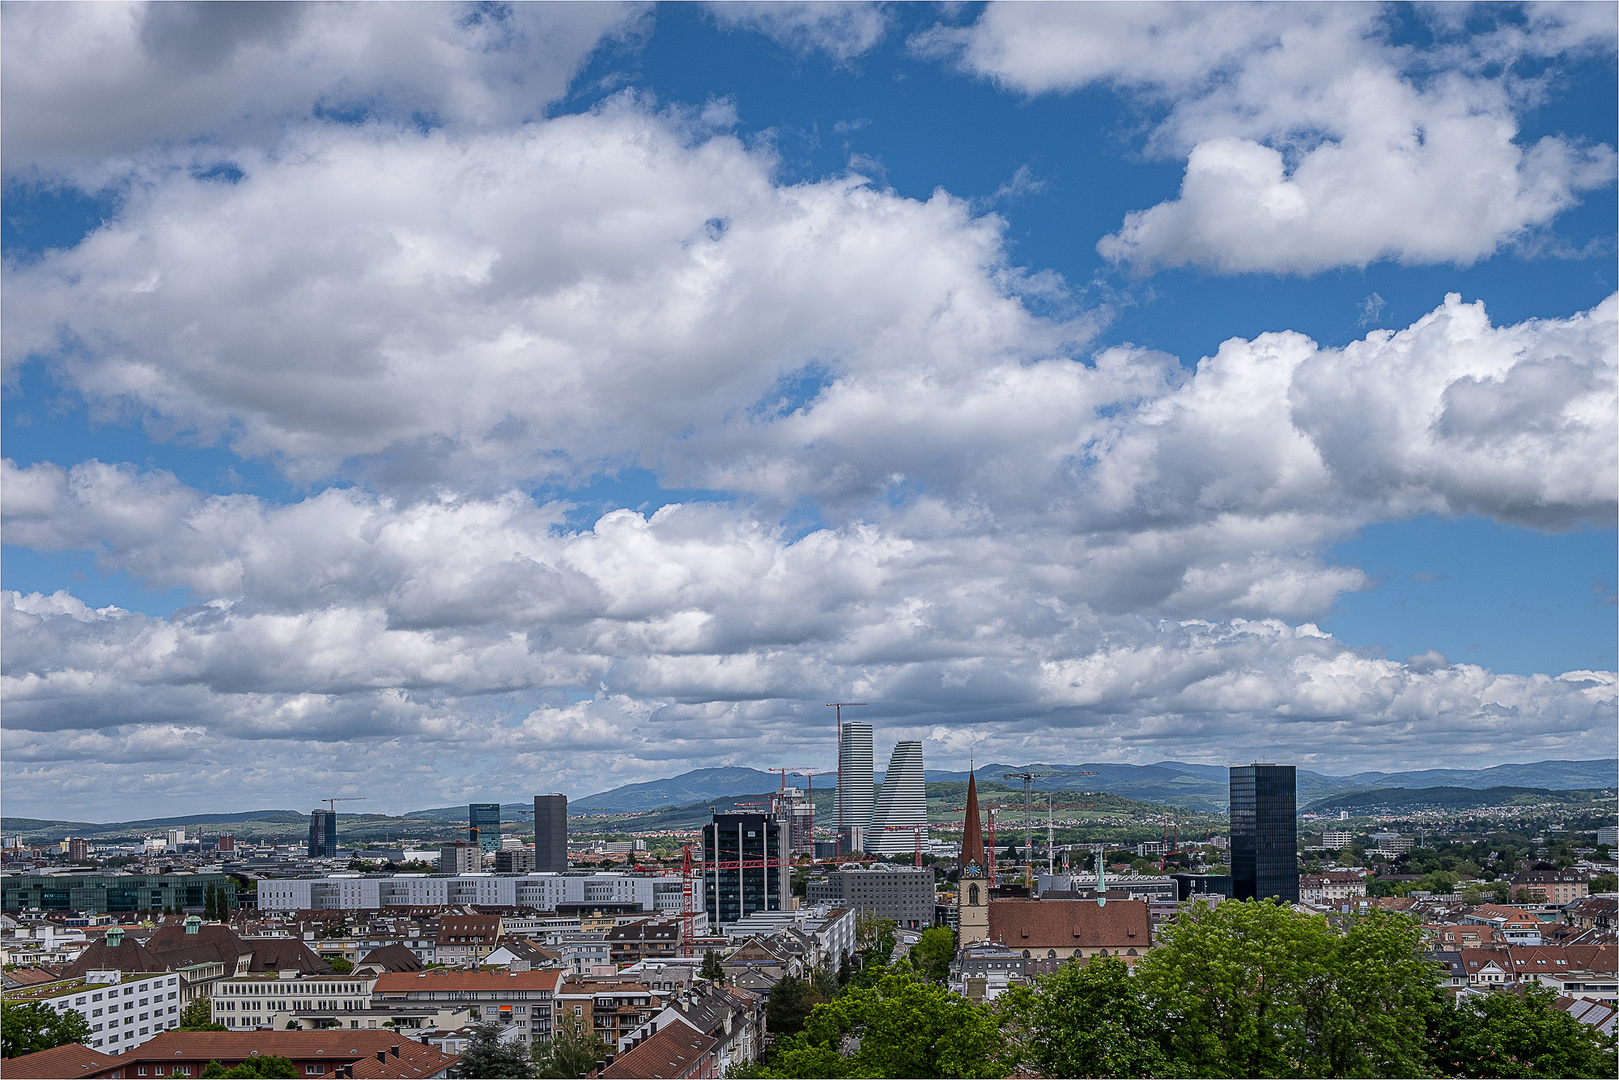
765,969,1009,1078
1425,982,1617,1079
533,1014,612,1079
765,976,826,1039
700,948,725,982
2,1001,93,1058
453,1021,533,1078
179,997,227,1031
200,1055,298,1078
1004,957,1169,1078
1000,900,1615,1079
908,927,956,984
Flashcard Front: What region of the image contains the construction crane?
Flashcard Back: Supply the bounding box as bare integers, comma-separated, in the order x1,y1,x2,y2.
790,770,836,857
826,703,866,858
322,797,366,815
1004,773,1042,888
874,824,927,867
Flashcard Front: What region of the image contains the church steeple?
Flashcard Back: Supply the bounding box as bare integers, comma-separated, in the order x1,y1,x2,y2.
960,772,986,877
958,768,991,944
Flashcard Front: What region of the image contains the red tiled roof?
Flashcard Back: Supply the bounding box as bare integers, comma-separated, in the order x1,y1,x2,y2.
114,1031,457,1079
1,1042,119,1079
601,1023,717,1079
988,899,1151,950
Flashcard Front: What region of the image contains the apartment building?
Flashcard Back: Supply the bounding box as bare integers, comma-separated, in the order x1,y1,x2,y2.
372,968,564,1045
1,969,180,1055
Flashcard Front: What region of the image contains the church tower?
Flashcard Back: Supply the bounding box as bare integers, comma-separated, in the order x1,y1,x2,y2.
958,771,990,944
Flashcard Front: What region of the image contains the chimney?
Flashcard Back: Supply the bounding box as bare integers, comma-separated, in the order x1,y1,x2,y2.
391,1045,399,1058
377,1050,387,1063
105,927,125,947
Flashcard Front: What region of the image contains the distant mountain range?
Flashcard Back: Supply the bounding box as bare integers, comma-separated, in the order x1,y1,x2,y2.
4,759,1610,838
1301,785,1602,815
572,758,1617,815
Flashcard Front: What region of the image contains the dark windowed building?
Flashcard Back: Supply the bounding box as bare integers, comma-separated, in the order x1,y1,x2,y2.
702,812,789,927
1230,764,1298,903
534,793,568,872
308,808,337,857
469,802,501,854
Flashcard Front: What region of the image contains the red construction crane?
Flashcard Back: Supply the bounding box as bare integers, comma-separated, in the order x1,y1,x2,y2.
874,825,927,867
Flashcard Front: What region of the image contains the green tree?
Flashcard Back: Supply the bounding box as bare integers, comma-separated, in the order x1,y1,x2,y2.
1135,900,1437,1078
179,996,226,1031
325,956,353,973
1003,957,1169,1078
907,927,956,984
765,969,1009,1079
1591,872,1617,893
1425,982,1617,1078
454,1021,533,1078
700,949,725,982
2,1001,93,1058
533,1013,612,1079
200,1055,298,1078
766,976,826,1040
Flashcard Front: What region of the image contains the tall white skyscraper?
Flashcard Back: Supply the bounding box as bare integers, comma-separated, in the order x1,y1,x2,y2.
870,741,927,855
838,721,875,847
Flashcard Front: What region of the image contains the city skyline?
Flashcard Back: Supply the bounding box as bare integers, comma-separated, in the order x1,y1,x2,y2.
1,3,1614,820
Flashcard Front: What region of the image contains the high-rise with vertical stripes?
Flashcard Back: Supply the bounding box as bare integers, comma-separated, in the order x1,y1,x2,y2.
870,741,926,855
837,721,875,850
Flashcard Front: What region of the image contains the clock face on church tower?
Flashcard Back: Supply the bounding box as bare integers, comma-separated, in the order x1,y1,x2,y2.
964,861,982,879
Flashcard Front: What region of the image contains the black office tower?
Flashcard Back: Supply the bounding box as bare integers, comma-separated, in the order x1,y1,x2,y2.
307,809,337,858
702,812,789,927
1231,764,1298,903
533,794,567,872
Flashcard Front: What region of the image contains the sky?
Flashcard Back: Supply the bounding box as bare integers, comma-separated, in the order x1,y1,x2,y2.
1,1,1615,820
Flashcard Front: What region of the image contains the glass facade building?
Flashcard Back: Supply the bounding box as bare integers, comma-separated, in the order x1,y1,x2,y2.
2,872,237,913
1230,764,1298,903
837,721,875,850
702,812,789,927
869,740,927,855
307,809,337,857
469,802,501,853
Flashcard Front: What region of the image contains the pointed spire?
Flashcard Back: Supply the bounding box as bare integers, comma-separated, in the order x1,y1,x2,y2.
961,771,986,876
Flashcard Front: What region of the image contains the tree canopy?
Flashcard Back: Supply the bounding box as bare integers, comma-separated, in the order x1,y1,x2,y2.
2,1001,93,1059
453,1021,533,1079
533,1013,611,1079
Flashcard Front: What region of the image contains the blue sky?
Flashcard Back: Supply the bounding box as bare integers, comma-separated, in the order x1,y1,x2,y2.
2,2,1614,817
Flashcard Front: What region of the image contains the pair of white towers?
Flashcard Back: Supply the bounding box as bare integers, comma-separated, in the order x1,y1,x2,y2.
837,722,926,856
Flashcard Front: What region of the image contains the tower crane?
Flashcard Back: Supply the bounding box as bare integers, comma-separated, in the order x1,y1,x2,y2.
321,797,366,815
1004,772,1042,888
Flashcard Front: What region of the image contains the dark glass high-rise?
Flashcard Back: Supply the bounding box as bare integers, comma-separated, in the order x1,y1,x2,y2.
1230,764,1298,903
469,802,501,854
533,793,568,872
307,809,337,858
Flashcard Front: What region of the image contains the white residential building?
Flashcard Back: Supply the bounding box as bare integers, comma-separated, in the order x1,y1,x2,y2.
1,970,180,1055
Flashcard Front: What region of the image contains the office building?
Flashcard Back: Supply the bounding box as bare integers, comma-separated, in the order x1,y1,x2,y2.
1321,830,1355,849
254,871,681,912
438,841,480,875
837,721,875,851
869,741,927,856
1230,764,1298,903
805,865,933,928
702,812,789,928
307,810,338,858
534,794,568,872
470,803,501,854
2,872,238,914
495,847,534,873
1597,825,1617,848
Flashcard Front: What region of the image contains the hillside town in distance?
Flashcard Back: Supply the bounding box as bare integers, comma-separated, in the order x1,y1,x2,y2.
3,736,1616,1079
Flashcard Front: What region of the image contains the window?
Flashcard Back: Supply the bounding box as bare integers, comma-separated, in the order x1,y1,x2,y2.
306,1067,325,1076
